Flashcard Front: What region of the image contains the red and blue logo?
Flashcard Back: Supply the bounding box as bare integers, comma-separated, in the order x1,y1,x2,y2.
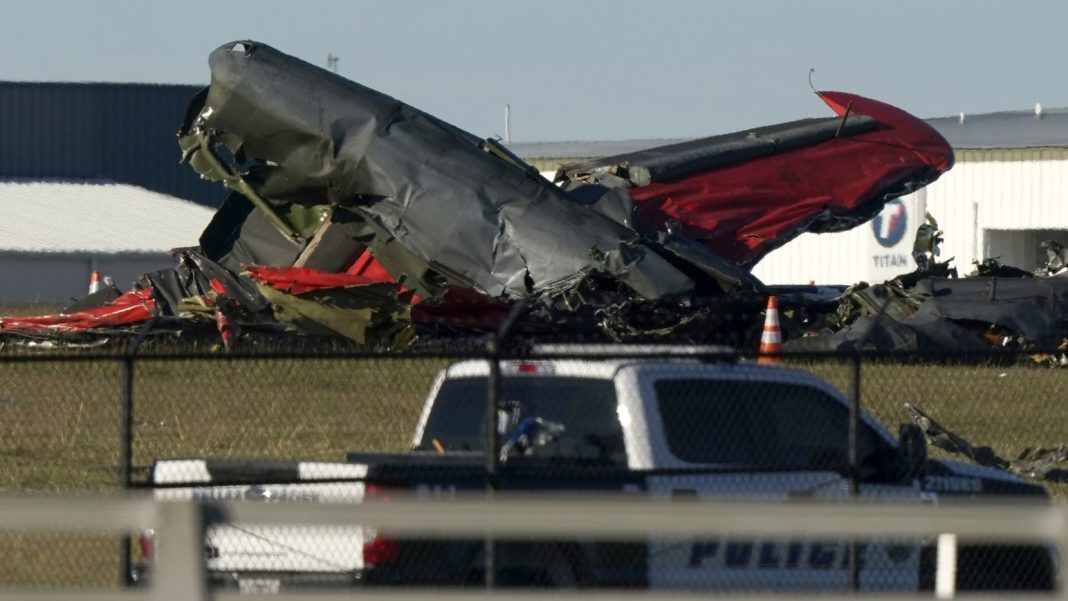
872,200,908,248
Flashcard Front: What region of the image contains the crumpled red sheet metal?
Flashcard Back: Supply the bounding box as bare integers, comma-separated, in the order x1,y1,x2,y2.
0,289,156,334
245,264,398,296
628,91,955,267
247,263,511,331
0,260,509,337
410,287,512,330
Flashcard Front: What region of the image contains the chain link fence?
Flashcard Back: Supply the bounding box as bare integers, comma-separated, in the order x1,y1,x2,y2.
1,345,1065,593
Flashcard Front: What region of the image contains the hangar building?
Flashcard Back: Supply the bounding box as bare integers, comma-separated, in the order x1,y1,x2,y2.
0,181,213,304
513,105,1068,286
0,82,218,304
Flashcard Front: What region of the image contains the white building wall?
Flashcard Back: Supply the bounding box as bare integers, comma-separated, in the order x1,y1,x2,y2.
974,151,1068,229
753,152,1068,285
752,192,926,285
934,153,1068,272
924,164,978,275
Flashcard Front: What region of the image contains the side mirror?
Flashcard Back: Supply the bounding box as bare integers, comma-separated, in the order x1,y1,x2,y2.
897,423,928,483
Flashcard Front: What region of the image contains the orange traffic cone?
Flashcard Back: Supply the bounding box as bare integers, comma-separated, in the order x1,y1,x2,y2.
758,295,782,364
88,270,103,294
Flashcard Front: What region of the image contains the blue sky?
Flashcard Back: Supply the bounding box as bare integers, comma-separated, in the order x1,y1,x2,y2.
1,0,1063,141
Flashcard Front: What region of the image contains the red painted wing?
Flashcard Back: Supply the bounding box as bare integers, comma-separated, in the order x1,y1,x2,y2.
628,91,954,267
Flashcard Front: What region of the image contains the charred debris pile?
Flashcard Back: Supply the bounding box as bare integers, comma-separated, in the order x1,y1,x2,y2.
3,40,1064,358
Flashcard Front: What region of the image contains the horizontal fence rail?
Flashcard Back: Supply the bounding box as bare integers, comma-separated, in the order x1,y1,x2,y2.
0,495,1066,601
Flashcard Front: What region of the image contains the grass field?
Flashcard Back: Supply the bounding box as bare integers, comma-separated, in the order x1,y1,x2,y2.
800,358,1068,499
0,356,451,492
6,355,1063,491
0,352,452,587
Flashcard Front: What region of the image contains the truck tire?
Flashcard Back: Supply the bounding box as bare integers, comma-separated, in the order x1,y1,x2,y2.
956,545,1054,591
532,551,579,588
493,544,581,588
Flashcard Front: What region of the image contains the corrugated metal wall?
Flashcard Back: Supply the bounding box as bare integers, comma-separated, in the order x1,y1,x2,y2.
960,149,1068,230
922,160,978,275
0,82,222,207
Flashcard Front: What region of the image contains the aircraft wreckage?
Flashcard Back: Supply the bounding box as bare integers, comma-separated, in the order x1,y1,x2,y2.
782,216,1068,358
0,40,981,351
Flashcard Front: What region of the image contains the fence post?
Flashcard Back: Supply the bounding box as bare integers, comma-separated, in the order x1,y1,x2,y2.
935,532,958,599
847,351,861,592
485,334,502,490
152,501,207,601
1060,506,1068,599
480,299,525,589
484,334,500,589
120,316,158,587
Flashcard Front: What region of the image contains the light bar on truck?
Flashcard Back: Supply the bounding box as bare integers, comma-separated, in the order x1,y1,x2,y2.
503,361,554,376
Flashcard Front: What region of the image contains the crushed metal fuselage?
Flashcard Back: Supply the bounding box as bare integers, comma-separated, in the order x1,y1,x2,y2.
783,215,1068,355
0,40,956,349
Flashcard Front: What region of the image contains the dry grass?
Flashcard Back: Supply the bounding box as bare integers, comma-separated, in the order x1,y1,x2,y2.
0,353,449,587
130,357,448,464
0,533,121,588
0,303,64,317
4,352,1064,495
0,356,449,492
798,358,1068,499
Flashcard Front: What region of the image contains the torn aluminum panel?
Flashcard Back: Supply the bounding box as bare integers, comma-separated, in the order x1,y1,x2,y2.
140,247,268,318
559,91,954,268
1012,445,1068,481
785,212,1068,352
783,277,983,352
912,277,1068,345
911,213,945,273
905,402,1068,483
785,274,1068,353
179,40,740,304
968,258,1033,279
904,403,1008,469
254,281,415,349
558,115,879,187
1036,240,1068,276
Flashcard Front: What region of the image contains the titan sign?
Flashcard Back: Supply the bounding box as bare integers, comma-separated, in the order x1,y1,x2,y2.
871,199,911,269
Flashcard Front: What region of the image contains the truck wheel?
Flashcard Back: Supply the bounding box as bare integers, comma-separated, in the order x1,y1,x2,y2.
533,552,578,588
956,545,1054,591
496,548,580,588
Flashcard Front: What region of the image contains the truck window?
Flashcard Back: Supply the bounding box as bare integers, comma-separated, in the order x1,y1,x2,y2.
419,377,625,464
654,379,881,471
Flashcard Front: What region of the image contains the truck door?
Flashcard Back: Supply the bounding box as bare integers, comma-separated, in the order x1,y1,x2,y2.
637,374,922,591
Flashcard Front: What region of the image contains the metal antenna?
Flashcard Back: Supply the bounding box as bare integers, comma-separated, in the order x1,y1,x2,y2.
326,53,339,73
504,104,511,143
